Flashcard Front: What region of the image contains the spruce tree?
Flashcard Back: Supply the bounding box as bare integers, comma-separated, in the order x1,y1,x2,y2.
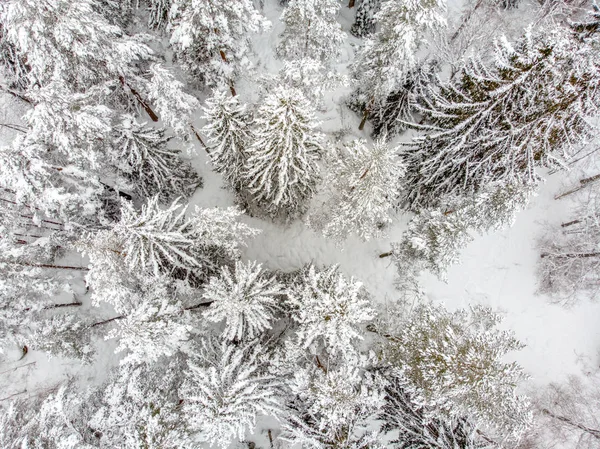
202,261,285,341
202,89,252,192
245,86,324,218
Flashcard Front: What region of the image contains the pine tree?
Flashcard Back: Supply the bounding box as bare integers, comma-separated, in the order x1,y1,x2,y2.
202,89,252,192
1,0,152,93
202,261,285,341
281,359,385,449
403,25,600,209
277,0,345,64
314,138,405,242
145,63,201,138
168,0,270,94
245,86,324,218
114,116,201,203
389,181,535,280
180,339,281,448
380,375,492,449
81,196,259,291
91,357,191,448
374,301,532,441
106,278,192,364
289,265,375,355
351,0,446,131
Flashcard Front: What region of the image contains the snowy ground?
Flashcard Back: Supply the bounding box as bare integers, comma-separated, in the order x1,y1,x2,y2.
1,0,599,445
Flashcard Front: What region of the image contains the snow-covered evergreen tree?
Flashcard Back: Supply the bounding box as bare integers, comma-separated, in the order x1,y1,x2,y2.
350,0,381,37
91,357,191,448
390,181,535,280
0,384,97,448
289,265,375,355
313,138,405,241
351,0,446,131
145,63,201,138
245,85,324,218
114,116,201,203
106,279,192,364
277,0,345,64
168,0,270,93
202,89,252,191
202,261,285,341
1,0,152,93
403,25,600,208
270,58,348,107
80,196,259,298
374,301,532,441
180,339,281,447
380,375,492,449
281,359,385,449
146,0,172,29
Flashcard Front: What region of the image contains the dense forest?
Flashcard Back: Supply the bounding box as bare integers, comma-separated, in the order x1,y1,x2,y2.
0,0,599,448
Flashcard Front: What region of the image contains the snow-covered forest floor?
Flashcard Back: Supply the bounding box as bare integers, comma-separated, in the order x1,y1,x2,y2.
1,0,600,447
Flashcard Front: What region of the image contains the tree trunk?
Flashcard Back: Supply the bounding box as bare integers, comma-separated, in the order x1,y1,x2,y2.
191,125,210,154
542,409,600,440
379,251,393,258
555,172,600,199
450,0,485,42
540,251,600,259
91,315,125,328
4,261,89,271
119,76,159,122
561,219,582,228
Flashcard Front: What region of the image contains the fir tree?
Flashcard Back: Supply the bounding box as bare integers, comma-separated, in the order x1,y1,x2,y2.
168,0,270,94
313,138,405,242
202,89,252,192
277,0,345,64
202,260,286,341
245,85,324,218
